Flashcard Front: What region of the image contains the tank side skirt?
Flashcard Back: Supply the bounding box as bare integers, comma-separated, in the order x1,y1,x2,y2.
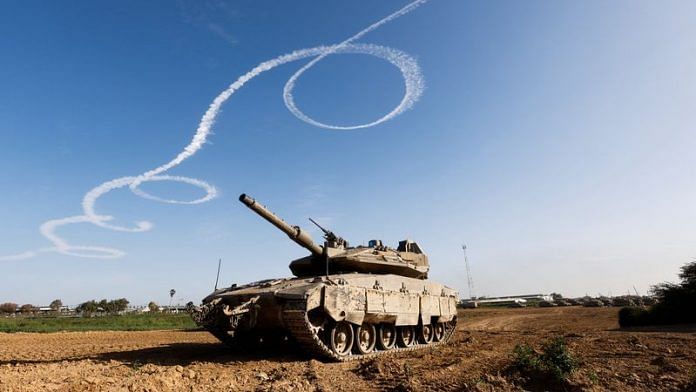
324,286,457,326
283,299,457,362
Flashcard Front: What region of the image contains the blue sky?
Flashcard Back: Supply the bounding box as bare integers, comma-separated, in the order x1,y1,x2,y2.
1,1,694,306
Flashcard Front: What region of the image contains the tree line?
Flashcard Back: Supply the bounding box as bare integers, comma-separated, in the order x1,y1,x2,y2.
75,298,130,315
0,298,167,315
0,299,63,314
0,298,131,315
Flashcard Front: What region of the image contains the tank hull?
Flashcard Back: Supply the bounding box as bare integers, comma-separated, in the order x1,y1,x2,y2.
188,273,458,361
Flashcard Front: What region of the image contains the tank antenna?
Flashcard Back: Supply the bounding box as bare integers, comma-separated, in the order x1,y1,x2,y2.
462,244,475,300
309,217,331,278
309,217,330,236
214,258,222,290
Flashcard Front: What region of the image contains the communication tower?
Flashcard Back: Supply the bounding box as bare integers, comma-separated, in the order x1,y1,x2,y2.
462,244,475,299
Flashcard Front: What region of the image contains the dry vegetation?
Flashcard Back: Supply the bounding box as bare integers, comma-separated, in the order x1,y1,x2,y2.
0,307,694,391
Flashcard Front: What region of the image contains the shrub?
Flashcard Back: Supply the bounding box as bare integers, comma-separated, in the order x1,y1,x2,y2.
620,260,696,327
618,307,651,327
539,337,579,381
512,337,578,383
512,344,539,369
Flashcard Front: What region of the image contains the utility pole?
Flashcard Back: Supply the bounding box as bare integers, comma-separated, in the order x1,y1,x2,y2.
462,244,475,300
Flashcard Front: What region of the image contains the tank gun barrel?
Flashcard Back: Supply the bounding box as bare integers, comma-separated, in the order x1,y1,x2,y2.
239,194,323,256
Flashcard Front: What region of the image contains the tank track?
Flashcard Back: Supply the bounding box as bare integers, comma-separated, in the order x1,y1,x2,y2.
282,301,457,362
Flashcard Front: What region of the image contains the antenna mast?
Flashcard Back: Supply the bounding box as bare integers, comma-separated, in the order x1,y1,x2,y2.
214,258,222,290
462,244,475,299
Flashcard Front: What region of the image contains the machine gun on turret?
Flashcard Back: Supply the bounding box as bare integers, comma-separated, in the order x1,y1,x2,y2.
308,218,348,249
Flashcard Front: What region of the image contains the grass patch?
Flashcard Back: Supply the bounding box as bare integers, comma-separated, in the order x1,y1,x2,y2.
0,313,196,333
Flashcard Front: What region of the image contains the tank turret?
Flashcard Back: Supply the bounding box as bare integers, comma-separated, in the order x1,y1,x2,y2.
239,193,429,279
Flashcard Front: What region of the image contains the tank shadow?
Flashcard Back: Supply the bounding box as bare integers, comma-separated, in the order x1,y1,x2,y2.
610,324,696,333
0,343,307,367
93,342,307,366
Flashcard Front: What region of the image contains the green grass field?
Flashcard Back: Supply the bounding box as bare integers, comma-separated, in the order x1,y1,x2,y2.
0,313,197,333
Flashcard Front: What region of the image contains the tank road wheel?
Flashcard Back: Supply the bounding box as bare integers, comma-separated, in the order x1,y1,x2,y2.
377,324,397,351
432,323,445,342
353,323,377,354
397,325,416,347
418,323,434,344
329,321,354,357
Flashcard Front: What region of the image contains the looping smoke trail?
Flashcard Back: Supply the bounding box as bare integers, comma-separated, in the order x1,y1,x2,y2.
1,0,427,261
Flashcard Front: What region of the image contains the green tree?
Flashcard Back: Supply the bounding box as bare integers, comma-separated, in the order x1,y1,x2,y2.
76,300,99,315
649,259,696,324
0,303,18,314
677,259,695,288
169,289,176,312
20,304,36,314
112,298,129,313
49,299,63,312
76,298,129,315
620,259,696,326
148,301,159,313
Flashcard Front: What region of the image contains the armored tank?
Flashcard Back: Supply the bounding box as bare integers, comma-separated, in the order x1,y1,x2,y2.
187,194,458,361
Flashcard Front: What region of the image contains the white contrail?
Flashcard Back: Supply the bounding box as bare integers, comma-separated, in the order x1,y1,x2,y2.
1,1,428,261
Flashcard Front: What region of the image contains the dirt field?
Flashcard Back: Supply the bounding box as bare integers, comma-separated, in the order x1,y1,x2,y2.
1,307,694,391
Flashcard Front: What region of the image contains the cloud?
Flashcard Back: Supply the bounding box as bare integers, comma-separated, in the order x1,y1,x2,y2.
206,22,238,45
177,0,240,45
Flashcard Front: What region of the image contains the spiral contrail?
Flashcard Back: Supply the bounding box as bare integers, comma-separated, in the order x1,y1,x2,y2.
1,0,427,261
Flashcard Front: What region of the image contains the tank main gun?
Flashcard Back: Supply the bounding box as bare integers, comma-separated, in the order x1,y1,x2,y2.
239,194,323,256
239,192,428,279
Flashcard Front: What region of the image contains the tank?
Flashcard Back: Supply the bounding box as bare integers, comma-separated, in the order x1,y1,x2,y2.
187,193,458,361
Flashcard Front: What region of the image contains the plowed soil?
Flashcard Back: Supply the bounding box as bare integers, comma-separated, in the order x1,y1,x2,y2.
1,307,694,391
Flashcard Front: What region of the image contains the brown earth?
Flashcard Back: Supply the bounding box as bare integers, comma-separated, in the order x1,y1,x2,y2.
0,307,695,391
